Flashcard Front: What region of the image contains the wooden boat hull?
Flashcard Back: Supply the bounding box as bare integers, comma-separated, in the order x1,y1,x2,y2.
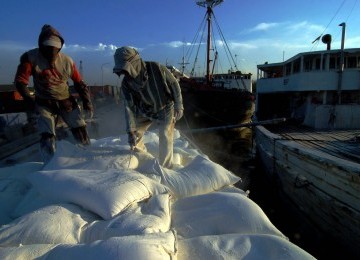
179,84,255,131
255,125,360,257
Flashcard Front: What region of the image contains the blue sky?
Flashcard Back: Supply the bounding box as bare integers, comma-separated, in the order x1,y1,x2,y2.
0,0,359,86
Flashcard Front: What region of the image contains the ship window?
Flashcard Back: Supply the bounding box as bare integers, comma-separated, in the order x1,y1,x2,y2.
293,59,300,73
347,56,357,68
329,56,339,69
285,63,291,75
341,90,359,104
315,58,321,70
322,57,326,70
304,59,311,71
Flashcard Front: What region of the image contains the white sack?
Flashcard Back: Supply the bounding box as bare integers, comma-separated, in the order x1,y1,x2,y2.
177,234,315,260
90,136,128,148
90,135,164,178
0,162,43,179
11,188,59,219
27,168,169,220
82,194,171,243
172,191,285,239
0,162,43,225
43,141,139,171
157,155,241,198
44,231,176,260
0,179,30,225
0,244,56,260
0,204,89,246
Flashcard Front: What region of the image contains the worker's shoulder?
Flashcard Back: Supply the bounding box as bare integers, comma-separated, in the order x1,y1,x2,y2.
19,48,38,62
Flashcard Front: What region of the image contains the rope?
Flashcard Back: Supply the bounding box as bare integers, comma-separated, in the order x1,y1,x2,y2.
311,0,347,50
180,118,287,134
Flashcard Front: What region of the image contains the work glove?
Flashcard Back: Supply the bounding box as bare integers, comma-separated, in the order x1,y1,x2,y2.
128,131,139,150
87,109,94,120
84,109,94,122
174,109,184,121
83,101,93,112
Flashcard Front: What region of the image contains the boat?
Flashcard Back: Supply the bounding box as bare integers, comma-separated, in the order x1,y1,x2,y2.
175,0,254,140
254,23,360,258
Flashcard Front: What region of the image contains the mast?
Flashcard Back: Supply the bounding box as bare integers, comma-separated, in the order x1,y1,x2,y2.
206,6,212,84
337,22,346,104
196,0,224,85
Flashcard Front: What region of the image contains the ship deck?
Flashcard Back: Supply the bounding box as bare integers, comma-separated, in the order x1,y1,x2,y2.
265,124,360,164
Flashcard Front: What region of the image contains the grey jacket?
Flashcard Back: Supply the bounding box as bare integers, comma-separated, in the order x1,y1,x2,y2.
122,61,183,132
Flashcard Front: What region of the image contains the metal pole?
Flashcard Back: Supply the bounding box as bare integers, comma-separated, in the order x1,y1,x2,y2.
206,7,212,85
180,118,287,134
338,22,346,104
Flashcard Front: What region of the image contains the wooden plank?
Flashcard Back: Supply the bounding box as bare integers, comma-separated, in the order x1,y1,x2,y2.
0,132,40,160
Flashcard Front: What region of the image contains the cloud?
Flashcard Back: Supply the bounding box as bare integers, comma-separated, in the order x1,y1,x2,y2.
0,41,34,51
225,41,257,50
155,41,196,49
250,22,280,32
345,35,360,46
63,43,118,53
164,41,184,48
286,21,324,33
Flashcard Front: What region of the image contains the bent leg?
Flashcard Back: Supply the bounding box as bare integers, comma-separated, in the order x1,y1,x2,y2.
61,106,90,145
134,116,152,151
37,105,57,162
158,104,175,168
40,132,56,163
71,126,90,145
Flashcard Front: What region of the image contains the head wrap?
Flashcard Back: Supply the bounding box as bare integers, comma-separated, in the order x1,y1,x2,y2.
42,35,62,48
113,46,142,79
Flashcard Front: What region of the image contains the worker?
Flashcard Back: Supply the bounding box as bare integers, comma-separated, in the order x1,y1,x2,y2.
113,46,184,168
14,24,93,162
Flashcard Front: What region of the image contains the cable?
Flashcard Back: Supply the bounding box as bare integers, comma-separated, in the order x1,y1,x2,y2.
311,0,347,50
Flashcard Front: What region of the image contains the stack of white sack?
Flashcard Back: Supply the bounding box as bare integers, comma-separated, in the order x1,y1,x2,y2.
0,130,315,259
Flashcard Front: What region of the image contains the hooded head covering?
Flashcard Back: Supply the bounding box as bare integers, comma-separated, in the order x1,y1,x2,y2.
42,35,62,48
113,46,142,79
38,24,64,49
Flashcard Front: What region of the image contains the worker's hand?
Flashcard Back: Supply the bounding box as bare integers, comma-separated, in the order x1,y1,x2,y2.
84,109,94,122
87,110,94,120
174,109,184,121
83,101,93,112
128,131,139,150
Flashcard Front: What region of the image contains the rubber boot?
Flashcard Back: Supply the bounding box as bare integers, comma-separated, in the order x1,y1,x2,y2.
71,126,90,145
40,133,56,163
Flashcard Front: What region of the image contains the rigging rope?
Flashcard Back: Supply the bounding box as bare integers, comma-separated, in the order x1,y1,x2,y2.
310,0,354,50
188,11,208,76
212,12,247,90
184,5,249,90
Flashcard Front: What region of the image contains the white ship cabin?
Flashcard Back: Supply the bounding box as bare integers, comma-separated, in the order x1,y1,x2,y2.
255,48,360,129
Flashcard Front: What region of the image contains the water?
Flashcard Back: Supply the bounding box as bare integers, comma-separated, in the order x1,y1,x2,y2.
187,128,357,260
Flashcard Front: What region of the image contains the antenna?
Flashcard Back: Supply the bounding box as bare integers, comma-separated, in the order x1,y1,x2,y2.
196,0,224,8
79,60,83,77
179,43,189,74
